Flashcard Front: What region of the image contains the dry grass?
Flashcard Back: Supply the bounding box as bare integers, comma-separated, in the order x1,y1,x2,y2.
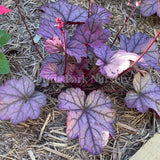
0,0,160,159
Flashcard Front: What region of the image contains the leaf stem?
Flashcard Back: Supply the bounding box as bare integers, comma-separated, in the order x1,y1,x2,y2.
13,0,44,60
62,30,68,75
110,4,137,48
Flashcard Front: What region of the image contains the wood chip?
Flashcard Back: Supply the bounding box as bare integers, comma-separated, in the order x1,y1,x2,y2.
43,146,72,160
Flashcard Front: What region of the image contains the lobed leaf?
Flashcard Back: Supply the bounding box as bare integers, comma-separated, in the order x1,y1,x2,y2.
0,53,10,74
58,88,115,155
91,3,112,24
140,0,160,17
0,30,11,47
125,72,160,114
40,63,65,82
71,15,111,48
36,0,87,39
42,54,65,75
0,77,47,124
120,33,160,71
45,36,64,54
95,46,144,78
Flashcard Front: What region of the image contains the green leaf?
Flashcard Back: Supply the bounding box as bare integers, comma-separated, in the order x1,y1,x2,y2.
0,30,11,47
0,53,10,74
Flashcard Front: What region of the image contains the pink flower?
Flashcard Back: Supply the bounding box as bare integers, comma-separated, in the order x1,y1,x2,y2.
0,5,12,15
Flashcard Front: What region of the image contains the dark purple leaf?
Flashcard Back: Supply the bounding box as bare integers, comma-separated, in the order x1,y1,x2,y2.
140,0,160,17
36,0,88,39
66,39,87,63
65,64,84,83
37,24,63,40
0,76,47,124
40,63,65,82
125,72,160,114
42,54,65,75
58,88,115,155
91,3,112,24
71,15,111,48
95,46,145,78
120,33,160,71
45,36,64,53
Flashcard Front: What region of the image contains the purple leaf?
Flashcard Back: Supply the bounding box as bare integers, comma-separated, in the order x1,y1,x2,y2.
40,63,65,82
45,36,64,53
58,88,115,155
125,72,160,115
36,0,88,39
140,0,160,17
91,3,112,24
65,64,84,83
120,33,160,71
95,46,145,78
0,76,47,124
66,40,87,63
71,15,111,48
42,54,65,75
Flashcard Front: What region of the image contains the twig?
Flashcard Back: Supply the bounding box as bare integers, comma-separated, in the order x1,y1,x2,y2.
110,4,137,48
13,0,44,60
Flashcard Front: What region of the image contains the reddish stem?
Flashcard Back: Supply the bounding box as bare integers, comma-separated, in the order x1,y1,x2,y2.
110,4,137,48
62,30,68,75
13,0,44,60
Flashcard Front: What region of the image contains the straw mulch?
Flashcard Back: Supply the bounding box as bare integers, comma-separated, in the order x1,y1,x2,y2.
0,0,160,159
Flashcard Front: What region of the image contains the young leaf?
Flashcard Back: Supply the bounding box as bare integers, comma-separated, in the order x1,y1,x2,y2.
42,54,65,75
0,5,12,14
40,63,65,82
71,15,111,48
0,76,47,124
45,36,64,54
125,72,160,115
140,0,160,17
0,30,11,47
58,88,115,155
36,0,87,39
95,46,145,78
0,53,10,74
91,3,112,24
65,64,84,83
120,33,160,71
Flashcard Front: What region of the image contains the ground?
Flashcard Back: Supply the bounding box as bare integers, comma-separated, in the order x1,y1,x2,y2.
0,0,160,159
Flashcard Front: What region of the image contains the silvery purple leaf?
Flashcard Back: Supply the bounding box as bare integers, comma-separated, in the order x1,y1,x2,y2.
40,63,65,82
0,77,47,124
125,72,160,115
140,0,160,17
95,46,145,78
36,0,88,39
58,88,115,155
42,54,65,75
91,3,112,24
71,15,111,48
120,33,160,71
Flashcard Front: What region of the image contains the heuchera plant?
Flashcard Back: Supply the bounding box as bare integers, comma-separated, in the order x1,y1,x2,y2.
0,0,160,155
